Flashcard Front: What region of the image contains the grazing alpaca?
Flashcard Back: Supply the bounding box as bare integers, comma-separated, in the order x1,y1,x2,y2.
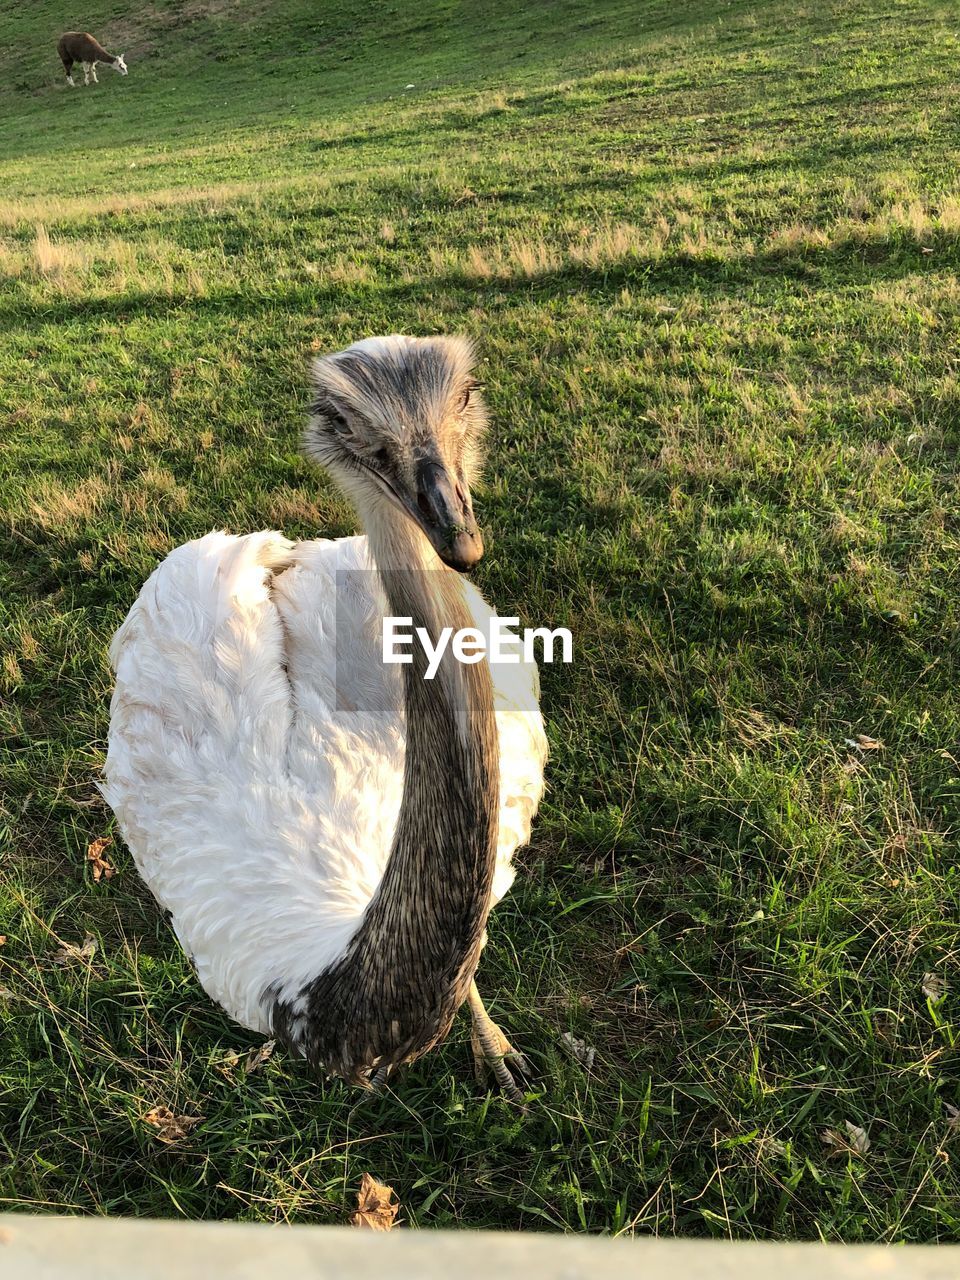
57,32,127,87
102,335,547,1100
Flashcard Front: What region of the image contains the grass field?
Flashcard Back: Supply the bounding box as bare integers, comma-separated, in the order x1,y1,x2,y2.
2,0,960,1240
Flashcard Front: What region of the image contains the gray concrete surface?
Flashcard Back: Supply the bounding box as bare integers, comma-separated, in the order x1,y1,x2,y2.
1,1215,958,1280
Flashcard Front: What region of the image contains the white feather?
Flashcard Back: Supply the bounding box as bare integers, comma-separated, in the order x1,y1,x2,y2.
102,531,547,1034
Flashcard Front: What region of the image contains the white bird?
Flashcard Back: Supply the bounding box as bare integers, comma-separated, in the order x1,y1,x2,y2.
102,334,547,1099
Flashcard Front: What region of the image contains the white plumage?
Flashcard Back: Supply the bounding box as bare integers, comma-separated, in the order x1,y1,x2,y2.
102,528,547,1037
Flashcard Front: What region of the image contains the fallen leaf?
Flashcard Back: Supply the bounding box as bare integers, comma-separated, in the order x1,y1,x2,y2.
53,934,97,966
560,1031,597,1070
86,836,115,882
844,1121,871,1154
0,936,6,946
215,1049,241,1077
350,1173,400,1230
856,734,883,751
922,973,946,1001
143,1105,203,1144
842,756,866,776
822,1122,870,1156
945,1103,960,1132
244,1038,276,1074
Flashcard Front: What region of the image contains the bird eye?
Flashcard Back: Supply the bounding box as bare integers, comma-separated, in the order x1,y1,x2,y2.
329,411,349,434
372,447,389,467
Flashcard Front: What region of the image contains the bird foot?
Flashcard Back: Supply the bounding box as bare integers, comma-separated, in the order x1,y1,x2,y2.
467,980,534,1106
470,1021,532,1105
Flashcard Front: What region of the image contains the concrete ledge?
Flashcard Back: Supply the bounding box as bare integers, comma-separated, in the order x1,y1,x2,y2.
1,1215,957,1280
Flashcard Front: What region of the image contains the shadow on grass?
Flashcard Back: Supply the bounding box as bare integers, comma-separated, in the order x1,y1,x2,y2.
0,230,952,336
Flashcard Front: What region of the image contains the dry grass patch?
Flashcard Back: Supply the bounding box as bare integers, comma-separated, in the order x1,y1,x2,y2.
25,475,109,531
2,652,23,691
569,221,656,267
6,226,210,297
936,196,960,235
0,176,332,229
32,223,97,278
767,189,960,259
445,212,751,282
767,222,830,254
319,259,375,286
122,466,190,517
266,489,339,528
505,234,560,278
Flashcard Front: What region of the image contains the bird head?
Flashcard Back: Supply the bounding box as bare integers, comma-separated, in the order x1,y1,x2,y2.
304,335,488,572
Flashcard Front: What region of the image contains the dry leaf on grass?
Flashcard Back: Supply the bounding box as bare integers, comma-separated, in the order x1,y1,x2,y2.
0,936,6,946
822,1121,871,1157
53,934,97,966
822,1129,846,1153
350,1173,400,1230
844,1121,871,1154
560,1031,597,1070
842,756,866,776
244,1039,276,1074
922,973,946,1001
945,1103,960,1132
844,734,884,752
215,1049,242,1077
86,836,115,882
143,1105,203,1144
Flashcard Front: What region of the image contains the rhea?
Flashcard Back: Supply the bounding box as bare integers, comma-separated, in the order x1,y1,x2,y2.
57,32,128,87
102,335,547,1099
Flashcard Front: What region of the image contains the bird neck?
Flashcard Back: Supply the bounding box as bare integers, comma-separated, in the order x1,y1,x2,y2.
369,512,501,1030
273,505,500,1080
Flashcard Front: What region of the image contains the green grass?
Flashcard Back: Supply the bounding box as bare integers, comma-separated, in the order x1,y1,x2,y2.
2,0,960,1240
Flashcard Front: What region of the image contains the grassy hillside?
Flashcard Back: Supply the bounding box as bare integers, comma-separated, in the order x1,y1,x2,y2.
2,0,960,1240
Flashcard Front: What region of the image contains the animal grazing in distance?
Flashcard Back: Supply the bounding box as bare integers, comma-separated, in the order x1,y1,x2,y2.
102,334,548,1102
57,32,127,87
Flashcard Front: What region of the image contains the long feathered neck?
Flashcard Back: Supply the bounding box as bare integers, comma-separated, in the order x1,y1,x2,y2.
271,501,500,1081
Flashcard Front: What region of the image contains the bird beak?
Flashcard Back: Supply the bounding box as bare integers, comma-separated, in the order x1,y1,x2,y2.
410,459,483,572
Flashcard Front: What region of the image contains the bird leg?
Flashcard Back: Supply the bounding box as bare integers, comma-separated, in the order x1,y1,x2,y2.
366,1063,392,1093
467,981,530,1105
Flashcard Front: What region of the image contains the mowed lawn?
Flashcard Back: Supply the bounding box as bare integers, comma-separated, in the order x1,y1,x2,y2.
2,0,960,1239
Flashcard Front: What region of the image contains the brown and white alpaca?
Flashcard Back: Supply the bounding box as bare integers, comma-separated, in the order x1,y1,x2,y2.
57,32,128,87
